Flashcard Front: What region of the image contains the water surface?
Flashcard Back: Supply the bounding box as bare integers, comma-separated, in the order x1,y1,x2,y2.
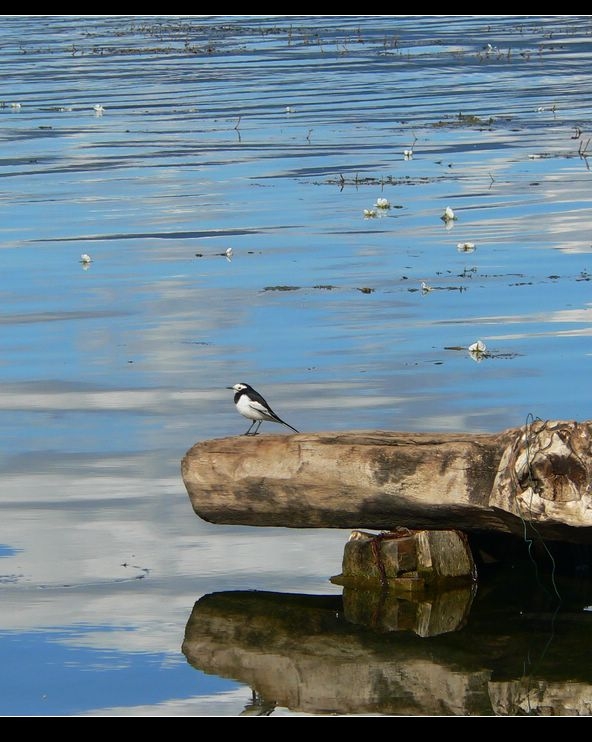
1,15,592,716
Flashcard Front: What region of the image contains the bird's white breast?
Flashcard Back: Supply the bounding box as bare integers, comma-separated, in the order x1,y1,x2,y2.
236,394,268,421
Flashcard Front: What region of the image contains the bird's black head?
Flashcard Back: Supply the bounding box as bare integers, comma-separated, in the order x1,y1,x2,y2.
228,383,256,397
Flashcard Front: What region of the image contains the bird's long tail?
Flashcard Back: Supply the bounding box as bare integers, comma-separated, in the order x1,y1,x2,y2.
278,417,299,433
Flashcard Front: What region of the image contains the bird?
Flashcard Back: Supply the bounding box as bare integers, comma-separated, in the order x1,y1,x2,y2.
227,382,299,436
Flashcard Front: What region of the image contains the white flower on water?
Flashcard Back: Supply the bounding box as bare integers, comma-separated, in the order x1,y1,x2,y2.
421,281,433,293
225,247,233,261
468,340,487,361
93,104,105,116
403,149,413,159
80,253,92,264
363,208,377,218
285,106,294,114
10,102,21,110
457,241,476,253
375,197,390,209
469,340,486,353
441,206,456,222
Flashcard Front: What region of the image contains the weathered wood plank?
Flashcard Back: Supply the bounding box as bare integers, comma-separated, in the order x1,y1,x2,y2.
181,421,592,543
182,429,510,529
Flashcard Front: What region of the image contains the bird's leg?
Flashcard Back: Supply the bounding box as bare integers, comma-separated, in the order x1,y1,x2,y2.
252,421,262,435
244,421,256,435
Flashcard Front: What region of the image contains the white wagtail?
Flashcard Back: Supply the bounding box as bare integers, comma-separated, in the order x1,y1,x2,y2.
227,382,299,435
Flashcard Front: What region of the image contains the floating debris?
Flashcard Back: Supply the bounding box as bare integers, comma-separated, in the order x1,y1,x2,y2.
468,339,487,361
441,206,457,223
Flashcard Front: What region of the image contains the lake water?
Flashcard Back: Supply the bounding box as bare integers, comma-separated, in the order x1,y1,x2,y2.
1,14,592,717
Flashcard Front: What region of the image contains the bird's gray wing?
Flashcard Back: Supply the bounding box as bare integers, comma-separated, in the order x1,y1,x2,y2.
247,398,276,419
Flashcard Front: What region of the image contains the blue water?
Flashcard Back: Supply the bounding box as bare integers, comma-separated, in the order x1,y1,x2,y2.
1,15,592,716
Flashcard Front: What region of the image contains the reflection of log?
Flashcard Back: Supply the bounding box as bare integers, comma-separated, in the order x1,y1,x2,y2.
182,579,592,716
181,420,592,544
183,590,492,716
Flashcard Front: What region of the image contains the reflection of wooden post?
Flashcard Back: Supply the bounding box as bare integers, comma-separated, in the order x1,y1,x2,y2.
340,583,476,637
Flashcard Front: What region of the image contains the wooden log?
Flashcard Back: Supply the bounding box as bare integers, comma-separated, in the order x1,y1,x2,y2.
181,420,592,544
182,430,509,529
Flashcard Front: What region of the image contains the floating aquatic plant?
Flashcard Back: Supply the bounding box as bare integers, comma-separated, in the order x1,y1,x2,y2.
469,339,486,352
420,281,433,293
93,104,104,115
457,241,475,252
375,197,390,209
363,208,377,218
80,254,92,270
468,339,487,361
441,206,456,222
